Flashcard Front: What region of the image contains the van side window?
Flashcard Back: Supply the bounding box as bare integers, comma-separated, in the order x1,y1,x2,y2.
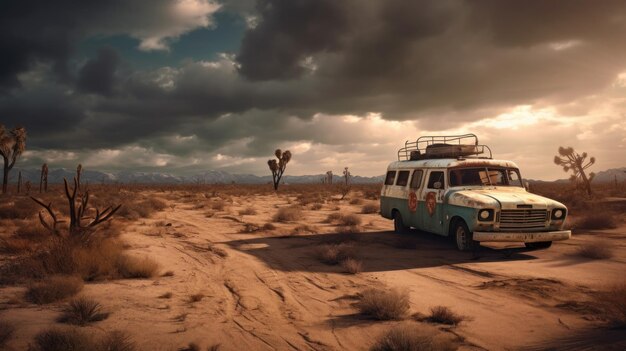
427,171,444,189
410,170,423,189
384,171,396,185
396,171,410,186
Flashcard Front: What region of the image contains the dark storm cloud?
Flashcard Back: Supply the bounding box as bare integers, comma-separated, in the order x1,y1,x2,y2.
3,0,626,172
77,47,121,96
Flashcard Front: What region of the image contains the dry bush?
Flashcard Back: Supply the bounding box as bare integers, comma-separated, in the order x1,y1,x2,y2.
58,297,109,326
426,306,466,326
26,276,84,304
189,293,204,303
240,223,261,233
315,243,356,265
0,320,15,348
361,203,379,214
324,212,343,223
358,288,410,320
99,330,136,351
15,218,51,240
349,198,363,205
335,225,362,235
211,201,227,211
339,214,362,226
162,271,174,277
30,327,92,351
116,255,159,279
262,223,276,231
310,203,324,210
370,322,457,351
341,258,363,274
0,236,37,253
574,241,614,260
293,225,317,235
0,197,41,219
239,207,258,215
273,206,303,223
575,212,618,230
159,292,173,299
598,284,626,328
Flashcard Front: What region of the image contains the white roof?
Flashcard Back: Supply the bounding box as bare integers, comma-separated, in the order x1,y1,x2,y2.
387,158,519,170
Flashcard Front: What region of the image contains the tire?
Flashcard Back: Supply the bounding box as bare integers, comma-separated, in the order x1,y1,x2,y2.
454,220,477,251
393,211,410,234
525,241,552,250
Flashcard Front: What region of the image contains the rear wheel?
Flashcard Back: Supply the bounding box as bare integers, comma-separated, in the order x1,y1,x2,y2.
525,241,552,250
393,211,409,234
454,220,477,251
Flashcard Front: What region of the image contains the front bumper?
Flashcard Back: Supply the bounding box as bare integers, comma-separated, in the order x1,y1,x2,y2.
473,230,571,242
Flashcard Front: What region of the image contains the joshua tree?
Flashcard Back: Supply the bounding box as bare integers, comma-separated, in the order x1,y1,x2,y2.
40,163,48,193
267,149,292,191
76,164,83,190
326,171,333,185
339,167,351,199
0,125,27,194
554,146,595,196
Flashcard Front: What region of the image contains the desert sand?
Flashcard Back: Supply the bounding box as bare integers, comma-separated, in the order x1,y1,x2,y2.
1,188,625,350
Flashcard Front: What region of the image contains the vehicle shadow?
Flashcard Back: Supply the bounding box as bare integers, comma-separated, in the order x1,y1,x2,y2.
224,229,540,273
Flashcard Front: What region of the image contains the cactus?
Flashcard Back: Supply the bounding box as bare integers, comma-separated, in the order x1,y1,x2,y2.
0,125,26,194
76,164,83,191
267,149,292,191
554,146,595,196
40,163,48,193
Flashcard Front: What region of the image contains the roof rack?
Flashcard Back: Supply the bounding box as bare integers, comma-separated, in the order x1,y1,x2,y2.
397,133,492,161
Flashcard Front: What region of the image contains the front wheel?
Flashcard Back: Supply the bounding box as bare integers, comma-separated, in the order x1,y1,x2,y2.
525,241,552,250
454,221,477,251
393,211,410,234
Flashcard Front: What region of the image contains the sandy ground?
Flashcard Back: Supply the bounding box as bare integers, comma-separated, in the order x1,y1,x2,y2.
1,192,625,350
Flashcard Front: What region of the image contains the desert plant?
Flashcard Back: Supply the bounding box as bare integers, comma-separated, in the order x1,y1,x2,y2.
326,170,333,185
554,146,596,196
239,207,257,215
339,167,351,199
267,149,292,191
30,327,92,351
362,202,379,214
159,292,173,299
99,330,136,351
341,258,363,274
0,320,15,348
575,241,614,259
370,322,457,351
58,297,109,325
189,293,204,303
358,288,410,320
339,213,362,226
116,255,159,279
575,213,618,230
26,276,84,304
315,243,356,265
40,163,48,193
0,125,26,194
426,306,466,325
273,206,302,222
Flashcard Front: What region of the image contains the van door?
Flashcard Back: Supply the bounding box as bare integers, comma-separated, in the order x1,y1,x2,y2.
422,170,445,235
407,169,424,229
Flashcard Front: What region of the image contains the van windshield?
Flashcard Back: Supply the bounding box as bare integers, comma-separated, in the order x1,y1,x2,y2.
449,167,523,187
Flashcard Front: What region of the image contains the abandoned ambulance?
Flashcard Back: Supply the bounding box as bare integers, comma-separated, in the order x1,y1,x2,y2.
380,134,571,251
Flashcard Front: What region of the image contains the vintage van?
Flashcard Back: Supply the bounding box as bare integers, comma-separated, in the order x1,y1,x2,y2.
380,134,571,251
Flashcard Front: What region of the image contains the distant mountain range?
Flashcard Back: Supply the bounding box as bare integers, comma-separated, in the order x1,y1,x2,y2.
11,168,385,185
10,166,625,185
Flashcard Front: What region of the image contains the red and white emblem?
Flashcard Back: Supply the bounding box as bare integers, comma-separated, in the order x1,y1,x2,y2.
408,192,417,212
425,192,437,217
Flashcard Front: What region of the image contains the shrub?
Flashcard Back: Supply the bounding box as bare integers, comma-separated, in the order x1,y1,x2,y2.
30,327,92,351
598,284,626,328
324,212,343,223
262,223,276,231
341,259,363,274
0,320,15,348
116,255,159,279
293,225,317,235
240,223,260,233
370,322,457,351
358,288,410,320
361,203,379,214
99,330,136,351
349,198,363,205
239,207,258,215
273,207,303,223
26,276,84,304
211,201,227,211
310,203,324,210
574,241,614,259
426,306,465,325
0,237,36,253
159,292,173,299
339,214,362,226
58,297,109,326
315,243,356,265
189,293,204,303
575,213,618,230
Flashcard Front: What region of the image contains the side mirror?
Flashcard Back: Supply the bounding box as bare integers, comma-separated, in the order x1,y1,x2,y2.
434,181,442,189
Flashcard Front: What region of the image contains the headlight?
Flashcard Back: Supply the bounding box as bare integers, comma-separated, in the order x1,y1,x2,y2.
551,208,566,220
478,209,494,221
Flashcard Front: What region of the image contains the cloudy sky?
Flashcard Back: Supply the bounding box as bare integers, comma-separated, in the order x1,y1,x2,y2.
2,0,625,180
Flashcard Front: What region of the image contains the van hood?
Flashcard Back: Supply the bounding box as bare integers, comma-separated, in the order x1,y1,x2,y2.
446,187,564,210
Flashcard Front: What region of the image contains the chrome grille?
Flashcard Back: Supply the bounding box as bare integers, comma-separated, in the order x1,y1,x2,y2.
499,209,547,231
